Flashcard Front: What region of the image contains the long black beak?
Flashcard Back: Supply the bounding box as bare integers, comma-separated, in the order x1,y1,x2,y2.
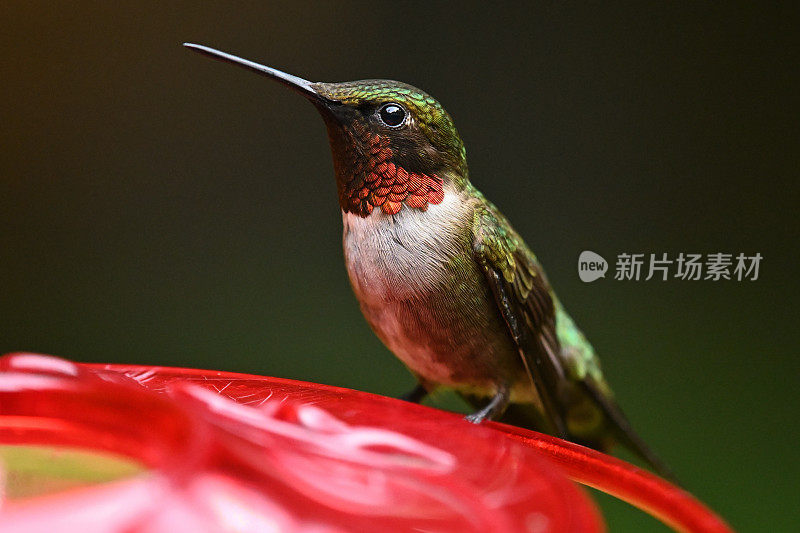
183,43,327,103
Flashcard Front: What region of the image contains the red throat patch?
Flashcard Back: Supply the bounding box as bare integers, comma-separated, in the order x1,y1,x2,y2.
336,131,444,217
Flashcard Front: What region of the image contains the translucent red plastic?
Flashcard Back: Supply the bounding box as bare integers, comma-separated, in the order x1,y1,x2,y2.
0,353,731,532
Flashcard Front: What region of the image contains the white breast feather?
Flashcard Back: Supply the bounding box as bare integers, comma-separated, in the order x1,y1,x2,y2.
342,189,468,301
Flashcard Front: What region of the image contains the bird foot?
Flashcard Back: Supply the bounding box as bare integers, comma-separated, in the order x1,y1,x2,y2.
400,383,428,404
464,412,487,424
464,384,510,425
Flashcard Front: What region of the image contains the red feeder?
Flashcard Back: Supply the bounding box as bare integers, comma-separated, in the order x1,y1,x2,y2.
0,353,731,532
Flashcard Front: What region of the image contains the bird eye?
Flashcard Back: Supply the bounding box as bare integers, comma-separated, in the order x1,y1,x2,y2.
378,103,407,127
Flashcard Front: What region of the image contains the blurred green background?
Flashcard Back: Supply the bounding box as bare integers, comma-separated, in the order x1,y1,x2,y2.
1,3,796,530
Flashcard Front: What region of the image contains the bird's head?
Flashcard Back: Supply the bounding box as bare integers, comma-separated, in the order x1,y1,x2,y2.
185,44,468,217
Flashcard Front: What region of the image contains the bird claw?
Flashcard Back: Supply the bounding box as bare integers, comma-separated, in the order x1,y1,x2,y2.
400,383,428,404
464,385,510,425
464,412,486,424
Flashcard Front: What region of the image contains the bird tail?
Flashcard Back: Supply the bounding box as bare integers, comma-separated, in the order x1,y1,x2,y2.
578,378,679,484
482,381,679,485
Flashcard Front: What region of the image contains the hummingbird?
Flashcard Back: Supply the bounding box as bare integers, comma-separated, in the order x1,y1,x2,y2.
184,43,674,480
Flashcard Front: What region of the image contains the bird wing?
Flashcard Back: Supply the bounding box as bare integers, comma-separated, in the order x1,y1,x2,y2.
472,199,676,479
472,199,568,437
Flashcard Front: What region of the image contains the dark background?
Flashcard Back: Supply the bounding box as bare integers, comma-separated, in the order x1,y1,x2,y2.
1,3,797,530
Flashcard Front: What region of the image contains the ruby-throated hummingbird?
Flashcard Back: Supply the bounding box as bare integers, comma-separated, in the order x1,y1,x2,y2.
184,43,674,480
